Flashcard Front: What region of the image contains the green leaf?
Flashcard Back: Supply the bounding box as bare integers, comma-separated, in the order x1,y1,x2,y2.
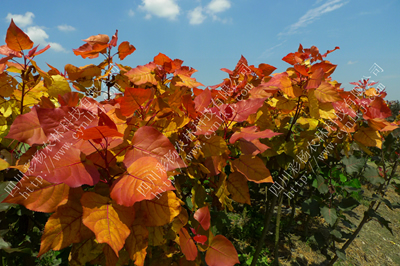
301,198,320,217
315,175,329,194
320,206,337,226
336,249,346,261
341,156,366,175
339,173,347,183
364,166,384,185
330,229,342,239
344,178,361,189
338,198,359,211
308,232,325,248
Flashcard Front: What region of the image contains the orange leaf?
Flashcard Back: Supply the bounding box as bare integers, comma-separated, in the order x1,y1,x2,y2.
179,228,198,261
232,155,273,183
78,126,123,140
314,81,341,103
83,34,110,45
154,52,172,66
116,87,152,117
38,189,92,257
110,157,174,207
305,68,324,90
205,235,239,266
194,206,210,230
227,172,251,205
368,118,398,132
134,191,181,227
118,41,136,60
125,62,158,86
5,19,33,51
353,127,382,149
125,225,148,266
124,126,186,172
175,74,204,88
81,192,134,257
229,126,281,144
2,175,69,213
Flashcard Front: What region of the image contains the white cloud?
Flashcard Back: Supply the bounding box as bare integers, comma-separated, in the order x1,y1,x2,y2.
347,60,357,65
138,0,180,20
128,9,135,17
48,42,67,52
188,7,207,25
5,12,34,28
26,26,67,53
206,0,231,13
279,0,347,36
259,40,287,59
57,24,76,32
26,26,49,45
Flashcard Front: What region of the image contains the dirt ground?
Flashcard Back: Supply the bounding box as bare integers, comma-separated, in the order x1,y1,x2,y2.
265,182,400,266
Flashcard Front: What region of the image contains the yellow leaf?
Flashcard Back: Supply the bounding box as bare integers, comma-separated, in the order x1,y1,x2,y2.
226,172,251,205
280,74,302,98
0,158,9,171
308,89,320,119
81,192,135,257
199,135,227,157
232,155,273,183
275,96,297,110
319,102,336,119
171,208,189,233
125,225,148,266
215,173,233,211
147,226,166,246
134,191,181,227
69,238,105,266
353,127,382,148
38,190,93,257
314,81,341,103
47,75,71,98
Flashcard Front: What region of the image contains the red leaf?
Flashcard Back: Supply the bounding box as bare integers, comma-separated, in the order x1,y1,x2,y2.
124,126,186,172
179,228,198,261
229,126,281,144
205,235,239,266
110,157,174,207
98,107,118,131
110,30,118,47
305,68,324,90
32,44,50,57
125,62,158,86
0,45,22,57
58,92,81,107
154,53,172,66
118,41,136,60
5,106,48,146
193,235,208,245
29,141,100,187
6,19,33,51
258,63,276,76
116,87,153,117
78,126,123,140
220,68,233,75
194,206,211,230
194,88,211,112
182,94,198,119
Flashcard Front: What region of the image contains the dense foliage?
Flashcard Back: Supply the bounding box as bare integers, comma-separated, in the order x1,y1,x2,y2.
0,19,399,265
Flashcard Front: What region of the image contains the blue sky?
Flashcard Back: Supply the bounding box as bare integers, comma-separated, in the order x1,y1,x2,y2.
1,0,399,100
